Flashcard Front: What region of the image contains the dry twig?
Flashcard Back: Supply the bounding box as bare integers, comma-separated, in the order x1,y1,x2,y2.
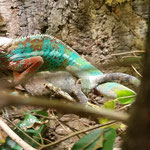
131,65,142,77
0,117,36,150
45,83,75,102
112,51,145,56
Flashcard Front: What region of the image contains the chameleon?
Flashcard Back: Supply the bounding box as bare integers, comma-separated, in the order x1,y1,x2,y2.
0,34,140,103
24,71,140,104
24,71,89,104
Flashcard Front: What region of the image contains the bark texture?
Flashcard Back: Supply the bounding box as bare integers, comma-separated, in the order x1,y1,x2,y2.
0,0,148,68
122,2,150,149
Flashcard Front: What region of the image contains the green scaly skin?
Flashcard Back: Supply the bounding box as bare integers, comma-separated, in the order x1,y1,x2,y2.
0,34,140,103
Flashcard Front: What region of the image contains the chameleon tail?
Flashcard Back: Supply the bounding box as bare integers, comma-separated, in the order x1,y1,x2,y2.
95,73,140,99
96,73,140,89
66,60,140,98
80,72,140,99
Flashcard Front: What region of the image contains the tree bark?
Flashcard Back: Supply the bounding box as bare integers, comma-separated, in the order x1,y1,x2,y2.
0,0,148,73
122,2,150,150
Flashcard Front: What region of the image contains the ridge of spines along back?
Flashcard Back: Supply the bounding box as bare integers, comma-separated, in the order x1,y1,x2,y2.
13,34,74,51
13,34,54,43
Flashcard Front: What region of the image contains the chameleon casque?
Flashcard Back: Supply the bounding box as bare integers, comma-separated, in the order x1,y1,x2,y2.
0,34,140,103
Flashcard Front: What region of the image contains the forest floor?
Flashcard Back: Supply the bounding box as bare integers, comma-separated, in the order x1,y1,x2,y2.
0,67,135,150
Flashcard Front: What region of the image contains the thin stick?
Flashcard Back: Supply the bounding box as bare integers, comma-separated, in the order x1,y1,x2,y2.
117,104,131,111
114,95,136,101
131,65,142,77
133,51,143,66
51,111,69,133
112,51,145,56
45,83,75,102
5,118,42,146
0,117,36,150
38,121,116,149
122,56,142,59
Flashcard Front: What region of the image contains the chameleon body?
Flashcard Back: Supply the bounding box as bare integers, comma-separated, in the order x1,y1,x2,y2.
24,71,140,104
0,34,140,102
24,71,89,104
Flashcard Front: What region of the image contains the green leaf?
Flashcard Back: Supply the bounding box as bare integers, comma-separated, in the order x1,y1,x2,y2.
18,114,41,130
72,128,116,150
115,90,136,104
100,128,116,150
102,100,115,110
99,100,117,128
0,114,45,150
27,109,48,117
72,128,105,150
35,110,48,117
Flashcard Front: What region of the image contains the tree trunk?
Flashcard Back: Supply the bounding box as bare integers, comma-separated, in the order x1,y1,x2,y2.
122,2,150,150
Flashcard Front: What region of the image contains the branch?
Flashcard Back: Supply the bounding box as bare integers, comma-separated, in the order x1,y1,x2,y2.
39,121,116,149
5,118,42,147
111,51,145,56
45,83,75,102
0,92,129,123
0,117,36,150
